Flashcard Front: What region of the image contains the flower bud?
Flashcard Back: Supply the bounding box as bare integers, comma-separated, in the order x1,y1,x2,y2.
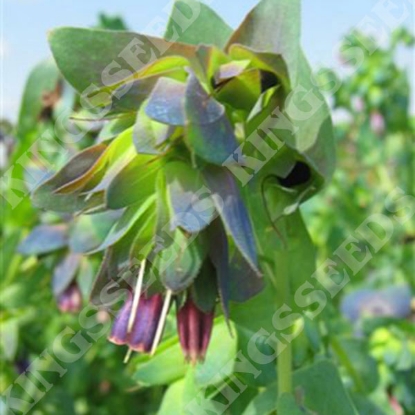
58,283,82,313
177,297,214,364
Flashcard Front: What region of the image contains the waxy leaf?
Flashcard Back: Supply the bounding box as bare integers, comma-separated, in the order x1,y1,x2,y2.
227,0,301,82
185,74,239,165
145,77,186,126
229,46,290,91
18,224,68,256
213,60,251,86
106,154,162,209
207,219,231,320
68,210,122,253
190,259,217,313
203,166,259,275
52,253,82,297
165,0,233,49
89,196,155,253
157,230,207,293
97,114,136,143
134,104,175,155
228,250,264,303
32,144,107,212
48,27,199,94
164,161,216,233
215,68,262,111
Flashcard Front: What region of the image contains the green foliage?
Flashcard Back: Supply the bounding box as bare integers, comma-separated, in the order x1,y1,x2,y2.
1,1,413,415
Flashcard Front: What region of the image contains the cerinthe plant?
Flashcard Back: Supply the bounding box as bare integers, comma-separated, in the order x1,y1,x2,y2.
31,0,335,404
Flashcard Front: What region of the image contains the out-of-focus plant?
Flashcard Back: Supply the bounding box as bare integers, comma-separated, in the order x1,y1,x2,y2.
303,27,415,414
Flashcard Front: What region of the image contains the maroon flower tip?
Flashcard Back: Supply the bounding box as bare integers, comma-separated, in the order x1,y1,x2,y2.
58,283,82,314
108,291,133,346
177,297,214,364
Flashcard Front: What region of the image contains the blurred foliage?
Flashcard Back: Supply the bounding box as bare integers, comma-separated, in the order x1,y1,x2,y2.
0,2,414,415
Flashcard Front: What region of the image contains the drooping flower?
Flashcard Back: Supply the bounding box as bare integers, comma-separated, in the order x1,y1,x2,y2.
108,289,166,354
177,296,214,364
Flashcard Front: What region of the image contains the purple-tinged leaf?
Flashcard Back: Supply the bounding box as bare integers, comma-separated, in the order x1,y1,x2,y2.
157,230,207,293
18,224,68,256
53,253,82,297
228,250,264,303
190,259,218,314
145,78,186,126
207,219,230,321
32,144,107,212
203,166,260,275
185,74,239,166
212,60,250,87
68,210,122,254
134,104,175,155
164,161,216,233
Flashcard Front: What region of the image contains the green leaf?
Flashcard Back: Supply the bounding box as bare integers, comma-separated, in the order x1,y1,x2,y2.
68,210,122,253
207,219,230,320
276,394,304,415
164,161,216,233
90,196,156,253
48,27,198,94
16,58,60,139
293,360,359,415
215,69,262,111
97,115,136,143
203,166,259,275
241,384,276,415
0,319,19,361
165,0,233,49
134,103,175,155
194,318,237,387
32,144,107,212
157,229,207,293
18,224,68,255
52,253,82,297
190,260,217,313
106,154,161,209
331,337,379,394
157,379,186,415
227,0,301,82
185,73,239,166
228,250,264,303
133,337,187,386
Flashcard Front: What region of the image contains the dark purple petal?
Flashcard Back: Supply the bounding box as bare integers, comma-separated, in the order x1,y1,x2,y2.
128,294,164,353
177,297,214,364
108,292,133,345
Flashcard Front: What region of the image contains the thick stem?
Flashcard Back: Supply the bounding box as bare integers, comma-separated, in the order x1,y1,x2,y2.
277,254,293,397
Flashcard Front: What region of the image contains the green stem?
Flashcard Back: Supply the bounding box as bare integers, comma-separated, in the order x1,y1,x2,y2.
277,254,292,397
278,337,293,395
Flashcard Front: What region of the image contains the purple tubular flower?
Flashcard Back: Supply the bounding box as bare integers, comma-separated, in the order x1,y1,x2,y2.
128,294,164,353
58,283,82,313
177,297,214,364
108,292,164,353
108,291,133,346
